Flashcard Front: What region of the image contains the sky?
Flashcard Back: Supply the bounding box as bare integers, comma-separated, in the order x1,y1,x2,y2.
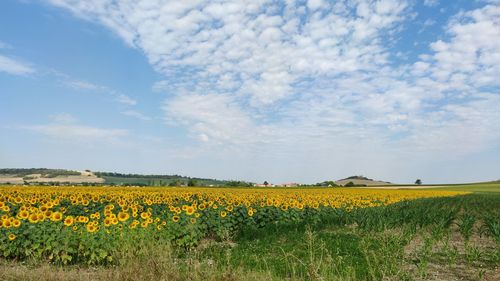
1,0,499,184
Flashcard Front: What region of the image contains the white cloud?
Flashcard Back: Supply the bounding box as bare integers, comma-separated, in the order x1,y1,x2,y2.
49,112,78,123
152,80,169,92
42,1,500,182
162,93,263,145
65,79,100,90
46,0,410,106
116,94,137,106
423,0,439,7
0,54,35,75
121,110,152,121
25,123,128,140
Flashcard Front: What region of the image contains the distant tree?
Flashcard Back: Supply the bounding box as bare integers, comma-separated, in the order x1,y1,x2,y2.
187,179,197,187
415,179,422,185
263,181,269,186
345,181,355,187
317,181,338,187
225,181,253,187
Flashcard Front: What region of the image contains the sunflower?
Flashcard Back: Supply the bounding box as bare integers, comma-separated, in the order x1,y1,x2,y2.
247,209,254,217
64,216,74,226
118,211,129,222
18,210,29,220
12,219,21,228
185,206,195,215
51,212,63,222
2,219,11,228
43,210,53,220
8,233,16,241
103,218,112,227
220,211,227,218
28,213,39,223
86,223,97,233
172,215,180,223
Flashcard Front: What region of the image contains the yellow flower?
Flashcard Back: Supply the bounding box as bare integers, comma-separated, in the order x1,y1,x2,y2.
18,210,29,220
103,218,112,227
172,215,180,223
220,211,227,218
64,216,74,226
118,211,129,222
86,223,97,233
2,219,11,228
185,206,195,215
51,212,63,222
8,233,16,241
28,213,39,224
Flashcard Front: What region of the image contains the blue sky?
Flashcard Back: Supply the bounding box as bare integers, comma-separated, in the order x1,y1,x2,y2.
1,0,499,184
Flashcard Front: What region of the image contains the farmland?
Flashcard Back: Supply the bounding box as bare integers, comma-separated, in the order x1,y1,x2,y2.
0,184,499,280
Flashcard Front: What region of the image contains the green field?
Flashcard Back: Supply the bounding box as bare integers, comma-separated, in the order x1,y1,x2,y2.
431,182,500,193
1,184,499,281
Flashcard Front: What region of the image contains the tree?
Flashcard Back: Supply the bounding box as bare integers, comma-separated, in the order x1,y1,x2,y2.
345,181,355,187
263,181,269,186
187,179,197,187
415,179,422,185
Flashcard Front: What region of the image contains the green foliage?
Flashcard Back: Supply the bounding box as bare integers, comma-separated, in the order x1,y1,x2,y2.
316,180,338,187
0,168,81,177
98,172,241,187
457,213,476,242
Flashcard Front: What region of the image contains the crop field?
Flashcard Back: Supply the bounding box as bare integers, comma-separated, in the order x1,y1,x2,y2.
0,185,499,280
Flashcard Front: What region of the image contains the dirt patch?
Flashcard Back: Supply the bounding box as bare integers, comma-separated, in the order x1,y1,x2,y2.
404,223,499,281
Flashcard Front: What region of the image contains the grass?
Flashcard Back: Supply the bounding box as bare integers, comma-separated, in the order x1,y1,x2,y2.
431,182,500,193
1,188,499,280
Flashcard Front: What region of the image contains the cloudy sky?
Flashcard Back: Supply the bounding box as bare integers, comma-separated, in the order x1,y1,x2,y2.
1,0,499,184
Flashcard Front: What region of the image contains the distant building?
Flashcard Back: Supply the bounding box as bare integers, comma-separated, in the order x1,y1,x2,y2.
254,183,275,187
276,183,298,187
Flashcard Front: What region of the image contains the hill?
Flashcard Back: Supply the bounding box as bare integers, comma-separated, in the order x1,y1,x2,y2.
0,168,252,187
0,168,104,184
335,175,393,186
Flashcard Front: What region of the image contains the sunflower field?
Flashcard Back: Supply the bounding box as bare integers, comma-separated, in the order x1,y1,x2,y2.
0,185,467,265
